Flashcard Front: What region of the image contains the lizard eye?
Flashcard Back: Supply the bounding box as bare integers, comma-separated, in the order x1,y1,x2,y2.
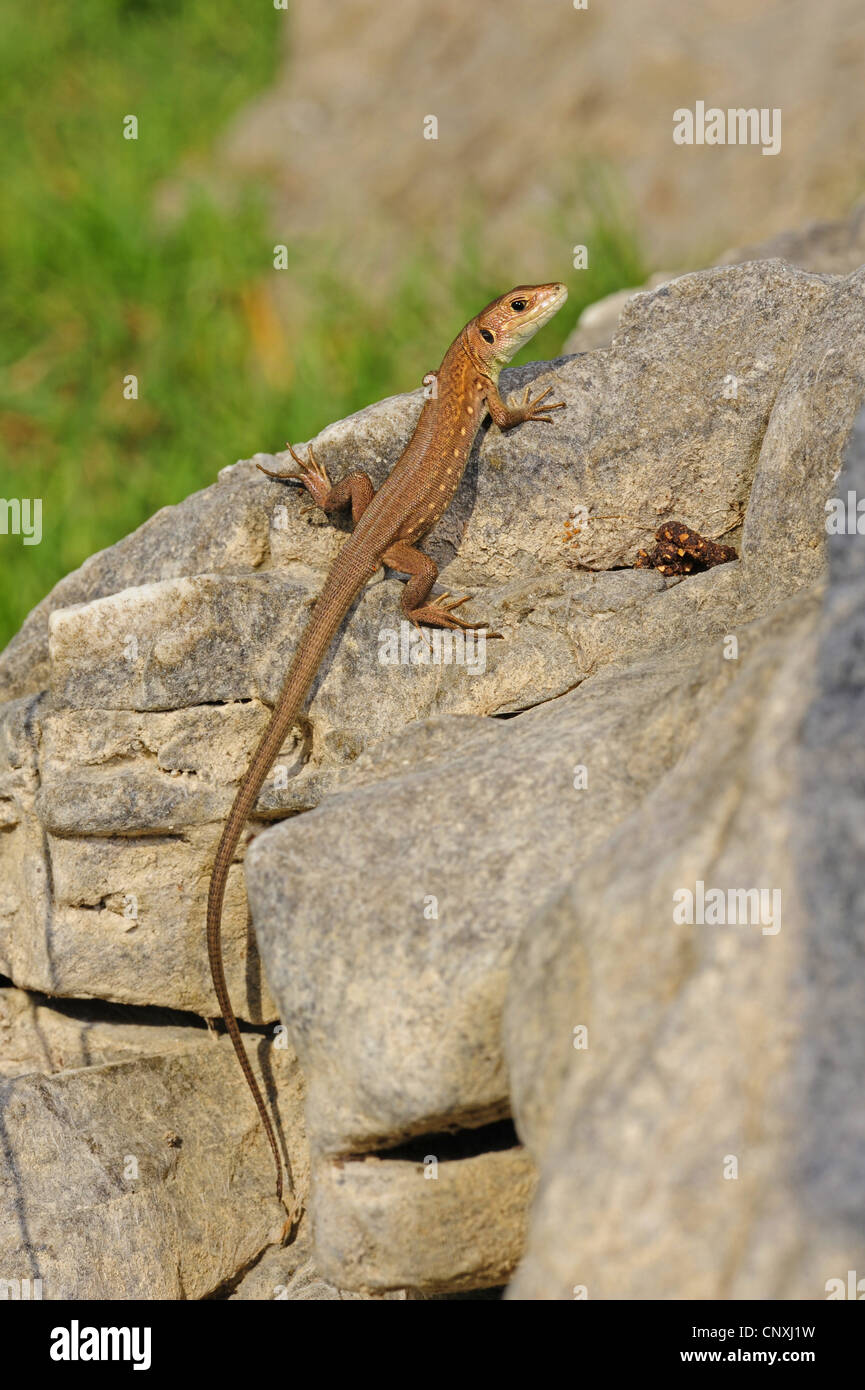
510,299,527,312
480,328,495,343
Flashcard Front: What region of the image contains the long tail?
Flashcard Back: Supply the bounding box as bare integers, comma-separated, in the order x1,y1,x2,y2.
206,551,372,1201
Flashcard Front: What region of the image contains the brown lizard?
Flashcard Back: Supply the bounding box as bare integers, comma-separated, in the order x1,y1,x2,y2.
206,283,568,1207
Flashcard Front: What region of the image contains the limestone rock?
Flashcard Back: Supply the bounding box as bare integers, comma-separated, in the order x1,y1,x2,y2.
7,258,859,1018
743,265,865,587
0,985,307,1300
563,271,678,355
246,633,753,1157
0,462,273,706
504,407,865,1300
2,253,864,1297
0,986,206,1080
227,1228,417,1300
311,1147,536,1295
563,202,865,359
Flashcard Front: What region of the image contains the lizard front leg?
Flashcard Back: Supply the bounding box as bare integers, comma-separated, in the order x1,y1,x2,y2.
258,443,375,525
485,380,565,429
382,541,502,638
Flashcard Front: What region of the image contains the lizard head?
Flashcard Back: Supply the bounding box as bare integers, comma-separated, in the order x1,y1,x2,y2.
466,283,568,377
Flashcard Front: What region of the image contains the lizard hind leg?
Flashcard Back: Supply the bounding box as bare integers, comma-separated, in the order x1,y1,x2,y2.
411,591,503,639
258,443,375,524
382,540,502,638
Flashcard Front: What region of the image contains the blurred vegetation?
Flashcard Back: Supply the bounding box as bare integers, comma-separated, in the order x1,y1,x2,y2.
0,0,645,649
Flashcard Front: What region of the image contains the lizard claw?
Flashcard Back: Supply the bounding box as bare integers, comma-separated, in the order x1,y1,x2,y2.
409,592,503,638
506,384,565,424
258,443,333,509
410,617,434,651
287,442,330,484
256,459,301,482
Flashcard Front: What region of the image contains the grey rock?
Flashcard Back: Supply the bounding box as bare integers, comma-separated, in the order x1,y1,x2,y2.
0,462,273,706
0,985,307,1300
247,635,753,1157
563,202,865,359
563,260,830,571
7,258,856,1018
228,1227,418,1300
743,265,865,587
792,404,865,1268
2,255,864,1296
720,200,865,277
0,986,207,1079
562,272,680,354
311,1147,536,1295
505,407,865,1300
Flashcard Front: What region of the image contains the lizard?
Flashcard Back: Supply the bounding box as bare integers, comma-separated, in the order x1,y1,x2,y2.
206,282,568,1210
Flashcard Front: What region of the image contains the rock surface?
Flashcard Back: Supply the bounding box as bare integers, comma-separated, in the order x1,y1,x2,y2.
4,258,862,1024
247,636,752,1156
563,201,865,356
2,252,864,1297
227,1227,418,1301
244,273,865,1294
505,409,865,1300
0,986,208,1080
0,984,306,1300
311,1146,535,1296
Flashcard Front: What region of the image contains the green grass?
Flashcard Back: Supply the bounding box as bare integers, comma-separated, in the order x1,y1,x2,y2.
0,1,646,650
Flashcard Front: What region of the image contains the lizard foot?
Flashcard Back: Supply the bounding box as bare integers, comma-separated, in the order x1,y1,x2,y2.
257,443,333,509
409,592,503,639
509,384,565,425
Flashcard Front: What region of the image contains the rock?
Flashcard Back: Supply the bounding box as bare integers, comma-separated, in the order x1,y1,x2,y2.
505,604,816,1299
0,462,273,706
563,203,865,360
227,1227,418,1300
2,252,864,1296
720,200,865,277
563,272,679,354
743,265,865,587
246,592,818,1292
8,259,858,1017
558,260,831,573
0,692,279,1020
242,270,865,1293
311,1146,536,1295
0,985,207,1079
246,632,752,1155
504,406,865,1300
0,984,307,1300
793,402,865,1285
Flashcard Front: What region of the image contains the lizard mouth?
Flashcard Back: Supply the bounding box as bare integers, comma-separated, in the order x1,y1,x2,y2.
532,282,568,328
501,283,568,357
